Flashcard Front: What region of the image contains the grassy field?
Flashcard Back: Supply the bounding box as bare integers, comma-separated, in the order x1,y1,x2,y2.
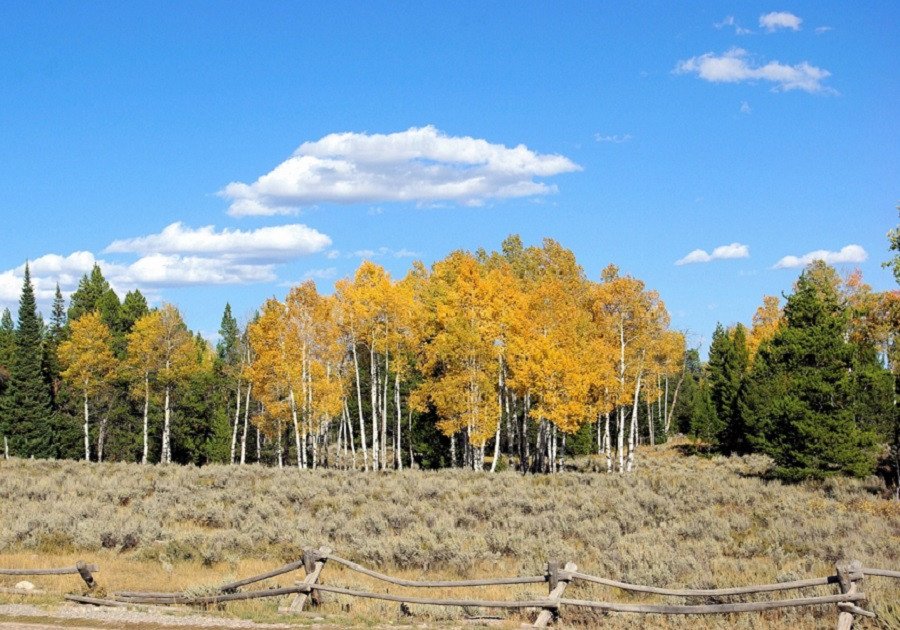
0,441,898,628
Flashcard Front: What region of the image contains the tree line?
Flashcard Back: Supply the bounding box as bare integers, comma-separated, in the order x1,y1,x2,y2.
0,234,897,486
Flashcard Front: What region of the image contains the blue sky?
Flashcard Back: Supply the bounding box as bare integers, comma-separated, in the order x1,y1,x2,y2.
0,1,896,348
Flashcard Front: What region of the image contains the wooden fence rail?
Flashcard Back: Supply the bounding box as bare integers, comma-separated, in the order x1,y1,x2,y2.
4,550,899,629
0,562,97,590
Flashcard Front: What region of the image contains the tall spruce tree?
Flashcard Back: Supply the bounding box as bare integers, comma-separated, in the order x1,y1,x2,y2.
0,308,14,443
742,267,879,480
707,323,749,453
9,265,54,457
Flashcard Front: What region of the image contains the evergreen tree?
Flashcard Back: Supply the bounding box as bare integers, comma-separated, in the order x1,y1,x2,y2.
9,265,54,457
707,323,749,453
217,303,240,364
68,264,120,331
742,267,880,480
0,308,14,442
120,290,149,334
689,374,719,447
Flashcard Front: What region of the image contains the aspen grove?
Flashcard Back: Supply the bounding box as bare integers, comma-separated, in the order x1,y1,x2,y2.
0,235,897,484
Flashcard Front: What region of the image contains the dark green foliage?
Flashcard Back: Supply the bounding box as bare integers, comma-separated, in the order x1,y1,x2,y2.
707,323,749,453
217,303,241,365
742,269,880,480
119,290,149,334
8,265,54,457
68,264,120,331
0,308,14,440
671,348,701,435
689,375,719,446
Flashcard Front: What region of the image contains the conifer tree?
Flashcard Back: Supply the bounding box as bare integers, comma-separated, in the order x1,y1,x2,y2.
9,265,54,457
742,267,879,480
707,323,749,453
0,308,14,444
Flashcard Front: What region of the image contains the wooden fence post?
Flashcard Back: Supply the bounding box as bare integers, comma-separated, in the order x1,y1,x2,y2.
835,560,864,630
280,546,331,614
75,561,96,590
533,560,576,628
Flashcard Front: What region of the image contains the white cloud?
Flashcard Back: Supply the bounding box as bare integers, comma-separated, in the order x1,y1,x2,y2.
740,101,752,114
676,242,750,265
105,222,330,261
675,47,833,93
594,133,633,144
220,126,581,216
773,244,868,269
714,15,753,35
759,11,802,32
123,254,276,286
814,26,833,35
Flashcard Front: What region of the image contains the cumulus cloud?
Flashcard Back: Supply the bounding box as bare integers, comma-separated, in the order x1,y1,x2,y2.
676,243,750,265
675,47,832,93
759,11,802,32
105,222,331,261
220,126,581,216
773,244,867,269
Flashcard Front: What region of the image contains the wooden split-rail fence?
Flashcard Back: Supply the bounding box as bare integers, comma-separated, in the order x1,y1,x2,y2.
2,550,899,628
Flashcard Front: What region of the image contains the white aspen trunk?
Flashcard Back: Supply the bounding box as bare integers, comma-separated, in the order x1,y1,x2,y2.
626,369,643,472
523,393,531,472
83,388,90,462
370,343,379,471
255,423,261,461
394,372,402,470
277,419,283,469
382,351,389,470
142,374,150,465
290,388,302,469
617,406,625,473
162,383,171,464
337,404,345,469
450,432,456,468
97,416,105,463
351,341,369,471
604,411,612,473
240,381,252,464
230,382,241,465
665,368,686,436
344,399,357,470
308,364,316,470
478,440,486,471
648,396,655,446
664,374,669,435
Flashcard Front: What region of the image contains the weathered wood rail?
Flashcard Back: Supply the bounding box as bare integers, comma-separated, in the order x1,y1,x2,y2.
5,551,898,628
0,562,97,590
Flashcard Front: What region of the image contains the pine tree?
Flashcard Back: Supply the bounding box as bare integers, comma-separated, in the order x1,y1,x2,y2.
707,323,749,453
0,308,14,443
120,290,149,334
742,267,879,480
9,265,54,457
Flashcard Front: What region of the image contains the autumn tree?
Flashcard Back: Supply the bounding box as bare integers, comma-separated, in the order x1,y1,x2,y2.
591,264,669,472
59,312,118,461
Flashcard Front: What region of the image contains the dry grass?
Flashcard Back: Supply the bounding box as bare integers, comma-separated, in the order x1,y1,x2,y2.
0,441,898,628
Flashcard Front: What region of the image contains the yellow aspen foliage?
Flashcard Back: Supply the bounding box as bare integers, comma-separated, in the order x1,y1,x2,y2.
59,311,118,400
747,295,782,363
